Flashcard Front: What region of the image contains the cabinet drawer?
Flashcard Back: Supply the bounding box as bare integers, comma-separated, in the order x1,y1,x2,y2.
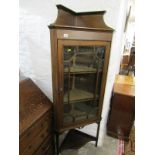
20,111,52,153
34,136,54,155
46,146,54,155
21,126,51,155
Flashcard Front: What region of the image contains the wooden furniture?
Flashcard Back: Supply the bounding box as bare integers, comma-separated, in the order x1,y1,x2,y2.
19,78,54,155
120,53,130,70
126,47,135,75
107,75,135,141
49,5,113,154
120,47,135,76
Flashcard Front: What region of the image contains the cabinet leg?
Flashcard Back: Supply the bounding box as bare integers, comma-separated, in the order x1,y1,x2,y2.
56,132,59,155
95,122,100,147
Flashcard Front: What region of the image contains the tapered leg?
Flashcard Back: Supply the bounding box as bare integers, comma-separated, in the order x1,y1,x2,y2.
56,132,59,155
95,122,100,147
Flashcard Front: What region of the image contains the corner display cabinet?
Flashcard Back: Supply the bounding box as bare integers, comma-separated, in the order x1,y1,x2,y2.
49,5,114,154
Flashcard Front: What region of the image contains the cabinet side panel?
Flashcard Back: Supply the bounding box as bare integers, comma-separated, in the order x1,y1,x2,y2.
98,42,111,119
50,29,61,130
107,94,135,140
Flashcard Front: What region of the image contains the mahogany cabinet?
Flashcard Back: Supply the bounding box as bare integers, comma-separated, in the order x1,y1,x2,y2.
49,5,113,153
107,75,135,141
19,78,54,155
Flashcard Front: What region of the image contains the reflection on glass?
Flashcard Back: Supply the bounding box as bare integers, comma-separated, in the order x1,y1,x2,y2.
63,45,105,125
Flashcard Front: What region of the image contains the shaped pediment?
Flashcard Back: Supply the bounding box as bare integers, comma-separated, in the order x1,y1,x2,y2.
49,5,113,32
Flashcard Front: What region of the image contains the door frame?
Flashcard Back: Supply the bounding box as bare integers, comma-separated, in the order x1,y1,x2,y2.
57,39,111,131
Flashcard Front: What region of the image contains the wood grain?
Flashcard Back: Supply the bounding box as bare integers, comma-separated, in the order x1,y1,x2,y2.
49,4,113,134
19,78,52,136
49,4,114,32
19,78,54,155
114,75,135,96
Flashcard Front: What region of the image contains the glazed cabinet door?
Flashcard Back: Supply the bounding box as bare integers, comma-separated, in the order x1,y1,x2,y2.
58,40,110,129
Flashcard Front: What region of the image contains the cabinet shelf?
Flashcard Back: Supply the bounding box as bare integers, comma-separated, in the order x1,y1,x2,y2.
63,107,98,124
64,88,98,103
64,65,102,74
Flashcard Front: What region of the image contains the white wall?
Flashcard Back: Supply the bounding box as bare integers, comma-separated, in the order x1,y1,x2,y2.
19,0,129,146
19,0,57,100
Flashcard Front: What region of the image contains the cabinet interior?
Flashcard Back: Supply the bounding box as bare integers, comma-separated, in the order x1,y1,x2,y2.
63,45,105,125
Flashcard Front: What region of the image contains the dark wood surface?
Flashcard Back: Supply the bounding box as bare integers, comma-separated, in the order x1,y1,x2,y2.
49,5,113,133
49,5,114,32
34,135,54,155
19,78,52,136
49,5,113,154
107,75,135,141
19,78,54,155
56,29,112,41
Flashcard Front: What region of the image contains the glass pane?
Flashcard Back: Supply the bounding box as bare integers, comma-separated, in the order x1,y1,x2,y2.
63,45,105,126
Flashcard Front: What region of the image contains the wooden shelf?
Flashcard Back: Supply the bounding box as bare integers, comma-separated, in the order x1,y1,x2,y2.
63,101,98,124
64,65,102,74
64,88,98,103
63,109,87,124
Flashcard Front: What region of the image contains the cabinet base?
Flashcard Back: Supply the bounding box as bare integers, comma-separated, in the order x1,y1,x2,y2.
55,122,100,155
60,129,97,152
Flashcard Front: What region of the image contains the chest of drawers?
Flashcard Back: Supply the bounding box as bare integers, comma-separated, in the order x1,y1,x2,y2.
19,78,54,155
